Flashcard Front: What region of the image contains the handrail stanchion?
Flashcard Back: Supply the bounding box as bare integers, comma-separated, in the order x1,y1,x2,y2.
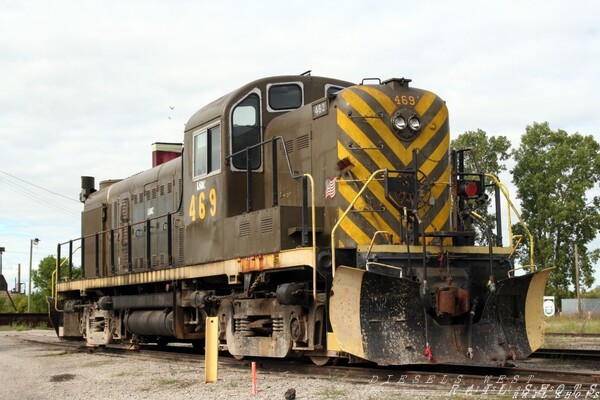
272,140,278,207
68,240,73,280
127,225,133,272
485,174,536,271
95,233,100,277
302,176,309,247
81,237,85,278
331,169,386,277
167,213,173,266
110,229,115,274
246,148,253,212
146,219,152,269
56,244,61,295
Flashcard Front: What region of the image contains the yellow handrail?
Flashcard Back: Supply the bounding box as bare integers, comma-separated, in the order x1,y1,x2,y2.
485,174,535,271
302,173,318,302
331,169,385,277
365,231,393,261
510,235,524,259
53,247,80,312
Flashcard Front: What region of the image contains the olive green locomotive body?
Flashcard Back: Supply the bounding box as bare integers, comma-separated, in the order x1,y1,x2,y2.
52,75,549,366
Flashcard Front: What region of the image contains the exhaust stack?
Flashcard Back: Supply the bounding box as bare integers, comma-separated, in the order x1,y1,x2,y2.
80,176,96,203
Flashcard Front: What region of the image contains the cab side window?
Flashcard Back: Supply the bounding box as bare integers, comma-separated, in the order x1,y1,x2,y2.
193,124,221,177
325,84,345,97
231,93,261,170
267,83,303,111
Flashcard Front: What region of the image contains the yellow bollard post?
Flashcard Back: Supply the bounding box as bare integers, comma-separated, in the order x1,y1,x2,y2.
205,316,218,383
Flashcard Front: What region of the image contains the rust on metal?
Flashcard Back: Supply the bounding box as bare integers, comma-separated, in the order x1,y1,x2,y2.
436,287,469,317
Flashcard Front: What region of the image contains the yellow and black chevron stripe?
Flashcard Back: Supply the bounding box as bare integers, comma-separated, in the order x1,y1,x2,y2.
335,84,451,248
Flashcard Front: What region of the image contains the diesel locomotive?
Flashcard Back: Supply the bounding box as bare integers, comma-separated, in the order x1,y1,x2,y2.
50,73,550,366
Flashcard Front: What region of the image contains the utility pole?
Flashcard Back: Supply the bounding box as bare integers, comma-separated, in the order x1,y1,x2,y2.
574,244,582,319
0,246,5,275
28,238,40,313
18,263,21,294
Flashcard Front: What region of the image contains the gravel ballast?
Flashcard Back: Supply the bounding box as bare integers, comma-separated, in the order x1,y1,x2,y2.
0,330,440,400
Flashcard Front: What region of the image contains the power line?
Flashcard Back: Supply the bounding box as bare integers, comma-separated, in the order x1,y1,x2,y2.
0,170,79,203
0,176,80,218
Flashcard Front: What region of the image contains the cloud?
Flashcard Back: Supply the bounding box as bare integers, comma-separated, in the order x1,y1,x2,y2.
1,0,599,288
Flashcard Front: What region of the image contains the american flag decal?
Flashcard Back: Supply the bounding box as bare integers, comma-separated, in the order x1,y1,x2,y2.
325,177,336,199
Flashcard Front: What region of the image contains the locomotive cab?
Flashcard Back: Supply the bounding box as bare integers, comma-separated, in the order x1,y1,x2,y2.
182,75,352,265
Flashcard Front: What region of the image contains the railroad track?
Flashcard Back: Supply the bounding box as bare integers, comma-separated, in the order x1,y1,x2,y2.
18,333,600,397
546,332,600,338
532,348,600,362
0,313,50,327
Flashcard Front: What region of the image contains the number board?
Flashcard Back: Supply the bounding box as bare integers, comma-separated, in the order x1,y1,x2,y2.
312,100,328,119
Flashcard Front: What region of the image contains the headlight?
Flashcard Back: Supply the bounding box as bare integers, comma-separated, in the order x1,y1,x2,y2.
408,116,421,131
393,116,407,130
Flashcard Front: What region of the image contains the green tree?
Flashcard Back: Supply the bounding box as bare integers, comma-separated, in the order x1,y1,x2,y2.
31,256,58,299
12,294,28,313
451,129,512,176
583,285,600,298
30,256,80,312
0,296,9,312
0,293,39,313
511,122,600,302
451,129,512,244
29,292,49,313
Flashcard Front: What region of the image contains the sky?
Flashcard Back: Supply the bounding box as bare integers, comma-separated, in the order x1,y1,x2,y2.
1,0,599,294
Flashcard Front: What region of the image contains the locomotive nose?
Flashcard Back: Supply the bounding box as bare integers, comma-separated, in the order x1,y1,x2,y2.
329,266,552,366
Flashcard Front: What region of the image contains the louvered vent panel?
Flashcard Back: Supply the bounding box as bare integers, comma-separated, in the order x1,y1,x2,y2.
297,134,309,150
178,228,184,262
239,222,251,237
261,217,274,234
120,198,130,222
282,139,294,155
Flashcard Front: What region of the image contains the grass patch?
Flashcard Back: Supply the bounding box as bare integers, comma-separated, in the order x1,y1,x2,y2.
35,322,48,329
0,322,50,331
317,387,346,399
545,316,600,334
10,323,32,331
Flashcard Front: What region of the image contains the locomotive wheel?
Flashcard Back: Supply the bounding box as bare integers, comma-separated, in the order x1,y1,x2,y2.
232,354,245,361
309,356,333,366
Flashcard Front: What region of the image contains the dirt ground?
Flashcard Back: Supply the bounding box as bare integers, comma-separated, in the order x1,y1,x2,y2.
0,330,444,400
3,329,599,400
